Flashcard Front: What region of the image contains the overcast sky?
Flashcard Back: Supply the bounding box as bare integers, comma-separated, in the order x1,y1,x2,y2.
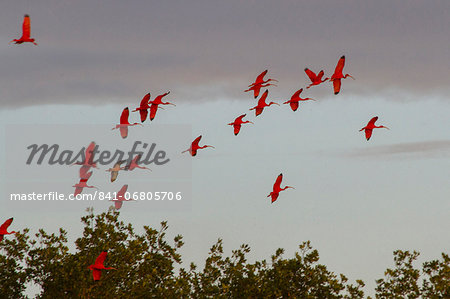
1,1,449,297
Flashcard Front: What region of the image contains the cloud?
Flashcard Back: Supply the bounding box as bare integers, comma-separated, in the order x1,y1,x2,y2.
0,0,449,107
346,140,450,159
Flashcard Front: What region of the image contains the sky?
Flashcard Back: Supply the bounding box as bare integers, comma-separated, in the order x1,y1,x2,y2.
1,0,449,296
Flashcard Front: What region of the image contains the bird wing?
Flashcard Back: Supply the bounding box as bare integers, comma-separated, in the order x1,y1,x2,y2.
22,15,31,39
317,70,325,80
92,269,102,281
95,251,108,266
255,107,263,116
333,56,346,76
0,218,13,231
274,174,283,190
252,84,261,99
234,124,241,135
236,114,246,123
139,109,148,122
114,201,123,210
367,116,379,127
290,101,299,111
120,108,130,124
117,185,128,198
192,135,202,148
254,70,268,85
149,104,158,121
140,93,150,107
84,142,96,163
291,89,303,100
333,79,341,95
110,171,119,182
365,128,373,141
304,68,317,82
119,126,128,139
257,90,269,106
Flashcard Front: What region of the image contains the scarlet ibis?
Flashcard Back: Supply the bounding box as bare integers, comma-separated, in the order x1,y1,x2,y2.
249,90,279,116
182,135,215,156
304,68,329,89
282,88,315,112
89,251,116,281
10,15,37,45
112,107,142,139
110,184,131,210
132,93,151,122
106,160,126,182
73,172,97,196
0,218,17,242
244,82,274,99
124,154,151,171
267,173,294,203
245,70,278,98
329,55,354,95
248,70,278,87
360,116,389,141
73,142,98,170
148,92,176,121
228,114,253,136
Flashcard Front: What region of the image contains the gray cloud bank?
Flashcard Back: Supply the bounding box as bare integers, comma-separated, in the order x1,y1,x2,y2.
0,0,449,106
347,140,450,159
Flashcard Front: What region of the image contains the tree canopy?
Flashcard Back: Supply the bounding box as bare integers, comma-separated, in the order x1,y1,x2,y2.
0,209,448,298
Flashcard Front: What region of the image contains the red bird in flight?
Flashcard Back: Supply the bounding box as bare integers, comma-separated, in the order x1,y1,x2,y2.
304,68,328,89
112,107,142,138
329,55,354,95
110,184,131,210
283,88,315,112
148,91,176,121
267,174,294,203
0,218,17,242
10,15,37,45
228,114,253,135
360,116,389,141
245,70,278,98
132,93,151,122
124,154,151,171
182,135,215,156
249,90,279,116
89,251,116,281
73,172,97,196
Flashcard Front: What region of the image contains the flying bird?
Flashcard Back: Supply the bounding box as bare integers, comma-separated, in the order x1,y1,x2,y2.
73,142,98,170
329,55,355,95
10,15,37,45
267,173,294,203
304,68,328,89
148,91,176,121
112,107,142,139
244,82,274,99
73,172,97,196
182,135,215,156
0,218,17,242
132,93,151,122
106,160,126,182
359,116,389,141
110,184,132,210
249,90,279,116
228,114,253,135
282,88,315,112
124,154,151,171
245,70,278,99
89,251,116,281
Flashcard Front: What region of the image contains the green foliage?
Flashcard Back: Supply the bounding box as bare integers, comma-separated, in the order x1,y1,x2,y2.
0,209,448,298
